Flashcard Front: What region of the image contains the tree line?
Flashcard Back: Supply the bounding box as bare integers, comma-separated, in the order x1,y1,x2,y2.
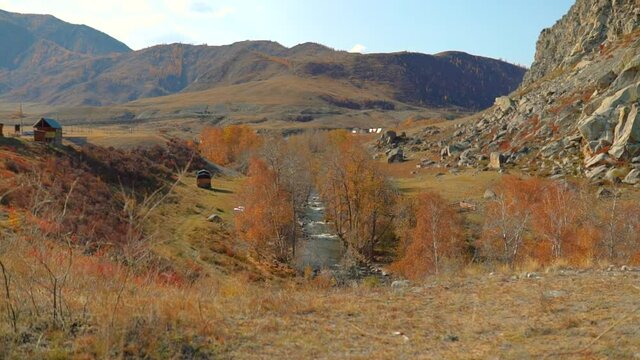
200,125,640,279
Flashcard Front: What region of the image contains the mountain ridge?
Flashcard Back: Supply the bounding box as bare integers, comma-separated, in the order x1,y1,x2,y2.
0,9,525,113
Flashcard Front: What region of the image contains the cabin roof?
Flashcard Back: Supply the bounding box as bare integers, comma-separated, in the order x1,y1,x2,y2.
196,169,212,177
34,118,62,129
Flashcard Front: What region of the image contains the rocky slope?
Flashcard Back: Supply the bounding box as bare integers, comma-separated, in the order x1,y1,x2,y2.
411,0,640,186
0,10,525,111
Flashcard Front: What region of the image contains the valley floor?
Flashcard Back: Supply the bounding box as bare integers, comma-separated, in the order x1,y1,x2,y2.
218,269,640,359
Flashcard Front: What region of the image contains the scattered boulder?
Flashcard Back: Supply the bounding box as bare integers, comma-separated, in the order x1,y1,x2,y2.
495,96,514,113
391,280,410,288
596,70,617,90
609,104,640,159
483,189,497,200
489,152,504,169
445,142,471,157
597,187,614,199
623,169,640,185
540,140,564,158
585,165,608,180
584,153,611,168
207,214,223,223
387,148,404,163
604,167,625,183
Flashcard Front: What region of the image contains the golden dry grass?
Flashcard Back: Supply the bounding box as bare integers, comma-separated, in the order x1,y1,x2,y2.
3,256,639,359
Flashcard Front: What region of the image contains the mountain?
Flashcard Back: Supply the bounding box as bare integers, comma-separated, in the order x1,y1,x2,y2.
428,0,640,183
0,9,131,65
0,9,525,116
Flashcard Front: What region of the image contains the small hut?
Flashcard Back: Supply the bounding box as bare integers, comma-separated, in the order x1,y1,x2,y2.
33,118,62,145
196,169,212,189
0,123,3,137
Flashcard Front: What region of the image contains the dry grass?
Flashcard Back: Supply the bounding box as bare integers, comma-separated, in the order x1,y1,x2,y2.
2,242,639,360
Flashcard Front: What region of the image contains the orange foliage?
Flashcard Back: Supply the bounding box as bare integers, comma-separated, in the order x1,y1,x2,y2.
480,176,546,265
319,132,396,260
392,192,463,279
531,181,584,259
200,125,262,166
235,158,294,261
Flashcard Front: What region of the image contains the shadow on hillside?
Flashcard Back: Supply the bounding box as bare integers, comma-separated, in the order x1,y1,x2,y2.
212,187,234,194
0,136,27,150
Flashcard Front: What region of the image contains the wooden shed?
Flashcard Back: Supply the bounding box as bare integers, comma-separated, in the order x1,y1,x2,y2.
0,123,3,137
196,169,212,189
33,118,62,145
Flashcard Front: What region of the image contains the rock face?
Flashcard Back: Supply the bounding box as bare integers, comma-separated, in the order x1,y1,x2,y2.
429,0,640,184
523,0,640,86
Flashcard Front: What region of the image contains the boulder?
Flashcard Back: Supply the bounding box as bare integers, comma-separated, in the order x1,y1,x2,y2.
444,142,470,157
623,169,640,185
594,83,640,115
483,189,497,200
207,214,223,223
604,167,625,183
584,153,611,168
609,104,640,159
540,140,564,158
585,165,609,180
579,83,640,149
391,280,410,288
579,114,613,144
597,187,614,199
387,148,404,163
489,152,504,169
596,70,617,90
495,96,514,113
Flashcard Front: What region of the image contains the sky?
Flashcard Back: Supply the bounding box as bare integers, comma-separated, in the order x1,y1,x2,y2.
0,0,574,66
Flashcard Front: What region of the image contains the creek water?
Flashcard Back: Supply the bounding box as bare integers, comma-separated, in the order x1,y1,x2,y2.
294,193,344,271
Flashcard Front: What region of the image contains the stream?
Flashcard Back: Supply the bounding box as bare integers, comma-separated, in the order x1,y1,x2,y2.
294,192,344,271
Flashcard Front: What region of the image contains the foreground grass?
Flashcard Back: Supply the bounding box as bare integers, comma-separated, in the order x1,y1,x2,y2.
222,270,640,359
1,263,639,359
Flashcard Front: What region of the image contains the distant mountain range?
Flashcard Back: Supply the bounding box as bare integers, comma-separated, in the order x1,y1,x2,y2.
0,9,526,116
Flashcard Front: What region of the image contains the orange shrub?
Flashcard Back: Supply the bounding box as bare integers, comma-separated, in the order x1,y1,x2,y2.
392,192,463,279
200,125,262,167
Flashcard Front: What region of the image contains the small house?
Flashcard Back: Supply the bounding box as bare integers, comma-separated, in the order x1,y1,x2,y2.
33,118,62,145
0,123,3,137
196,169,212,189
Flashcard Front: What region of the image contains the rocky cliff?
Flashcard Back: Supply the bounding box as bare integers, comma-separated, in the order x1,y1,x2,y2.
431,0,640,185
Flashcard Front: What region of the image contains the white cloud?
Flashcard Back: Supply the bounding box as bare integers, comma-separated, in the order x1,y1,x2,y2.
349,44,366,53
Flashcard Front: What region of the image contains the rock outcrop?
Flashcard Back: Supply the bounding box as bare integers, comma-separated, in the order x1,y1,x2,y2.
433,0,640,183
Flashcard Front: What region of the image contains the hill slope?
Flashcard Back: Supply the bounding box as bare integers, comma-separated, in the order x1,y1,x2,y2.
0,9,525,114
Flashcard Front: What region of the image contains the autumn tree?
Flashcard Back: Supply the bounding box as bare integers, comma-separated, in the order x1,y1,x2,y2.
234,134,314,262
392,192,463,278
596,193,640,263
235,158,294,261
258,135,313,257
318,131,396,261
531,181,584,260
200,125,262,168
480,176,545,265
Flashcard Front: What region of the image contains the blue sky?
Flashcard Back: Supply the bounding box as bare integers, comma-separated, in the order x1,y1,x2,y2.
0,0,574,66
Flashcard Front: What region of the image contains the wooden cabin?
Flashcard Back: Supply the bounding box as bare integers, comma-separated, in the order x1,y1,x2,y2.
33,118,62,145
196,169,212,189
0,123,3,137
